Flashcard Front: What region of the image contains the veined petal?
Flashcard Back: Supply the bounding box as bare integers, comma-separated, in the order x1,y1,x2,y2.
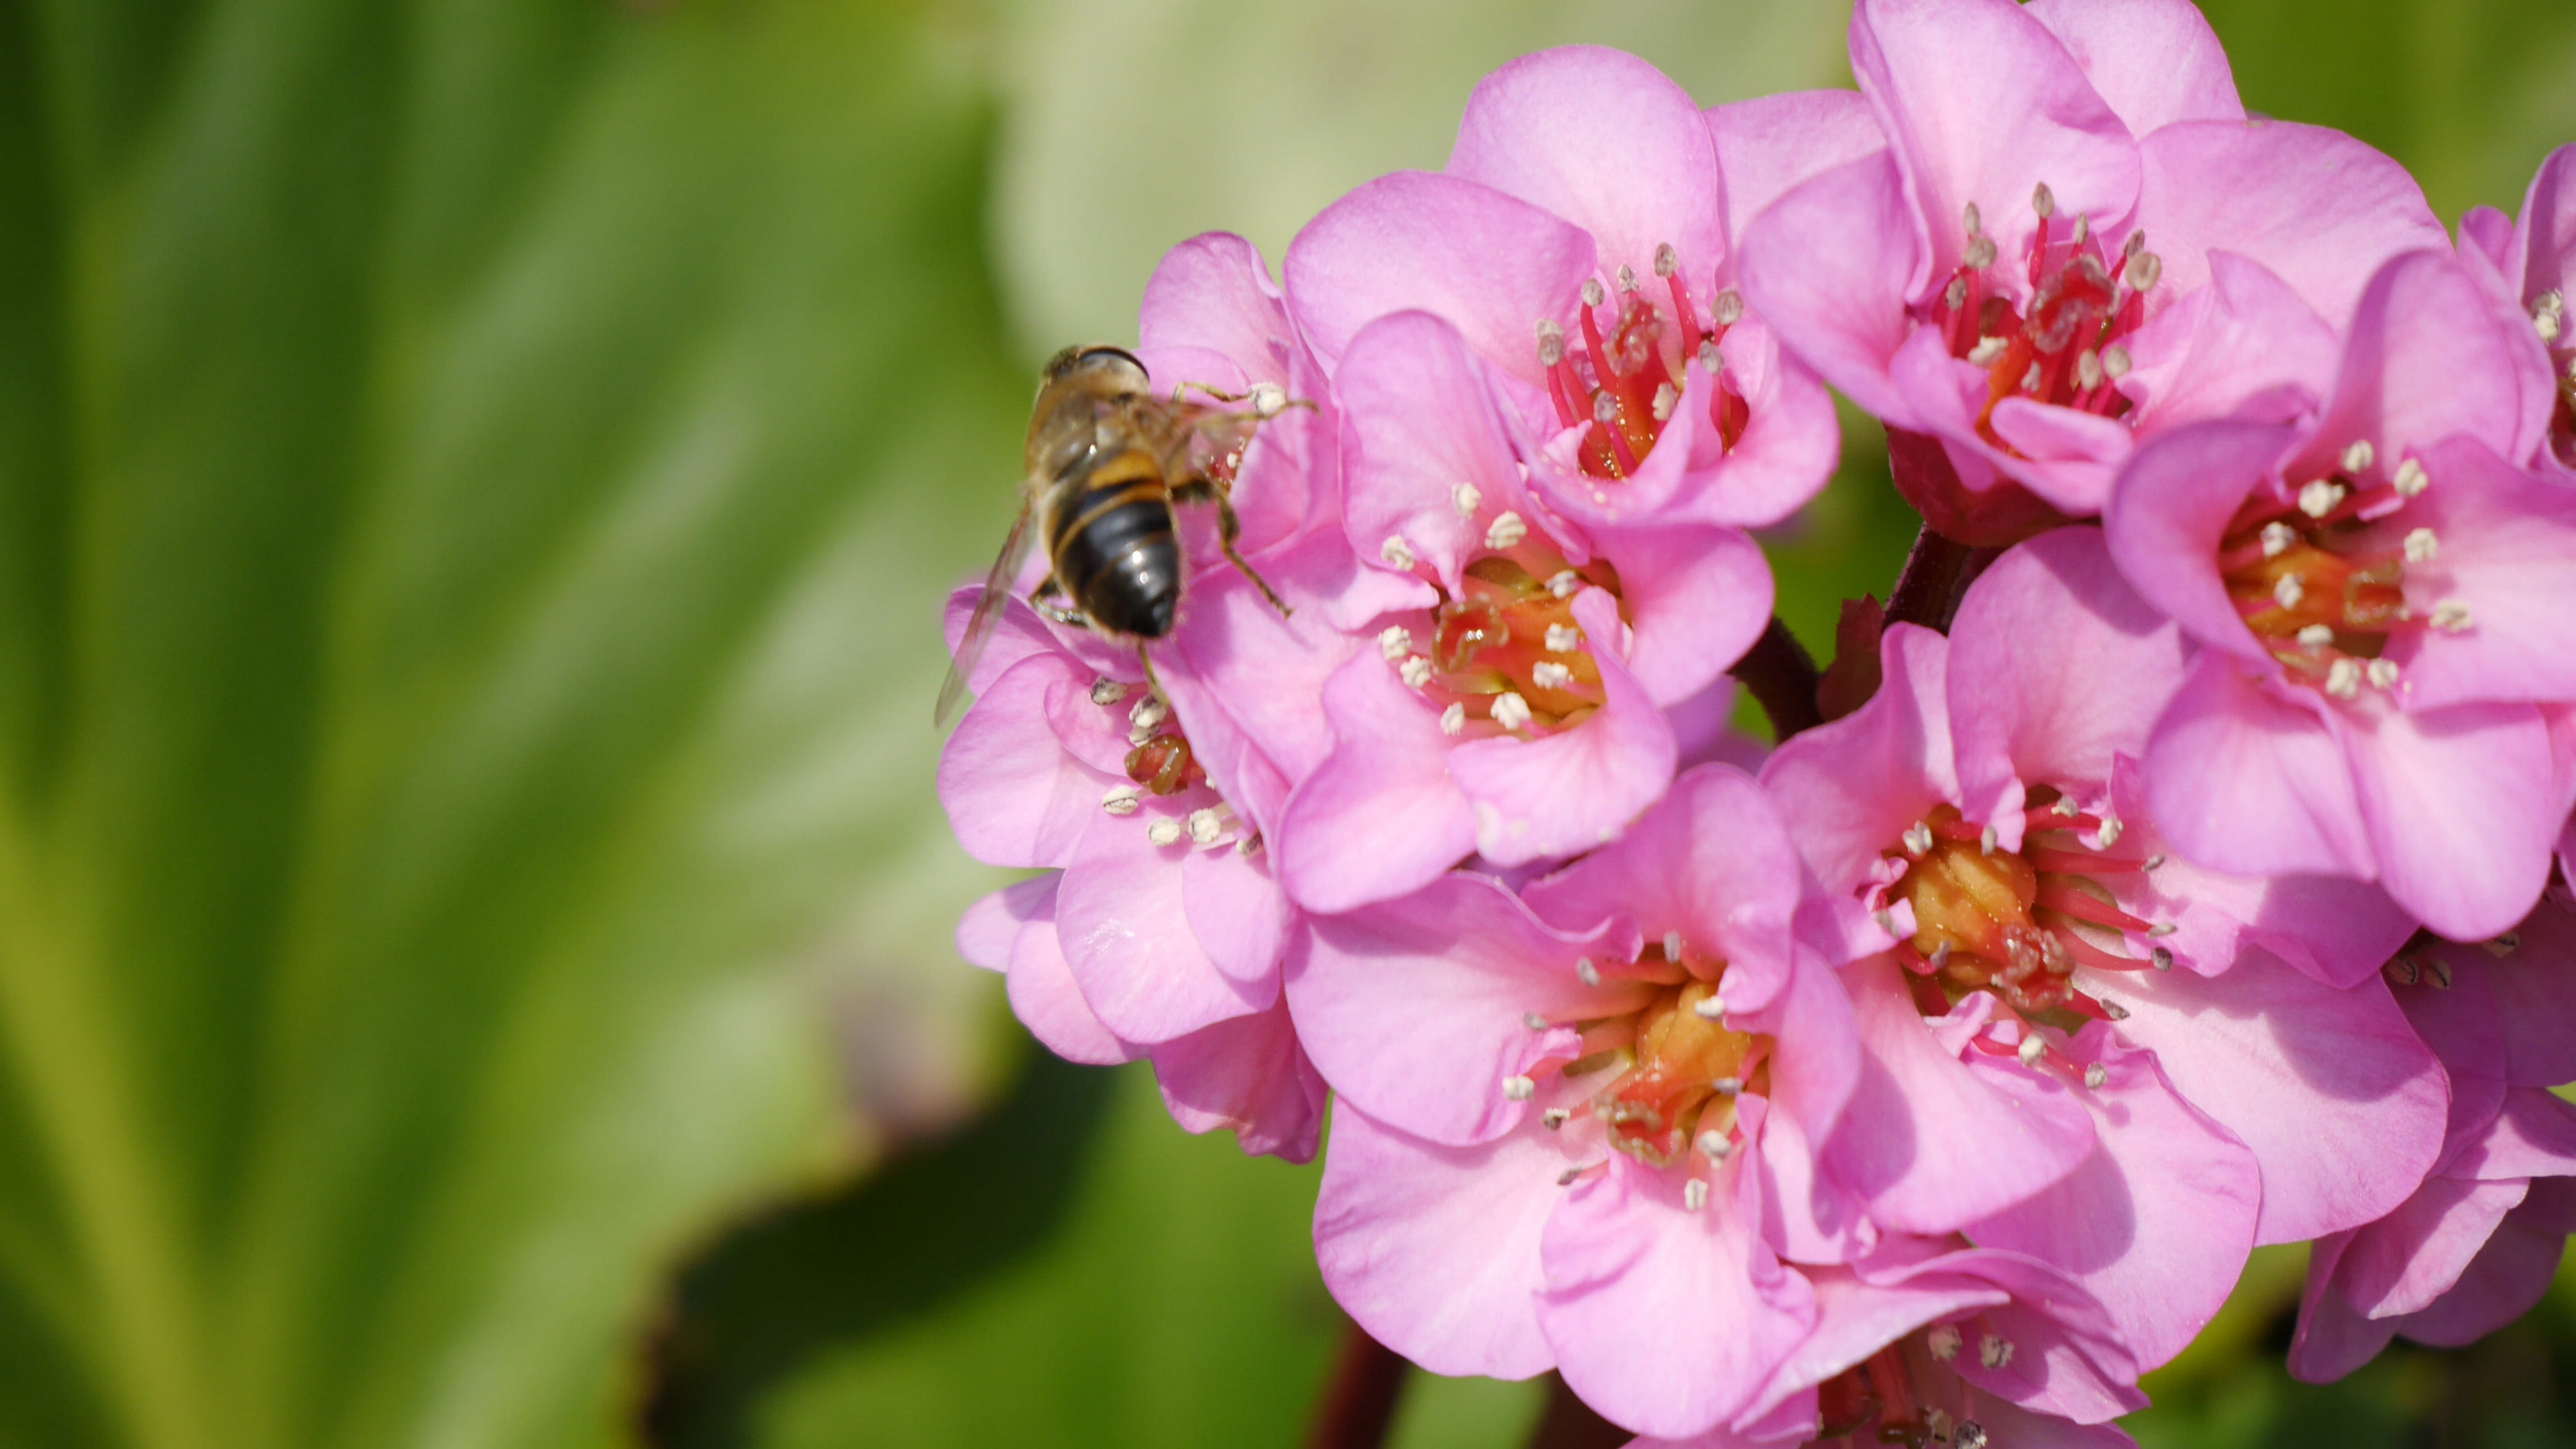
2023,0,2243,135
1707,90,1888,251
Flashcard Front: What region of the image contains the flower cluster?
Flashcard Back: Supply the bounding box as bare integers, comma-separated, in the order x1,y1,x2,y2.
939,4,2576,1444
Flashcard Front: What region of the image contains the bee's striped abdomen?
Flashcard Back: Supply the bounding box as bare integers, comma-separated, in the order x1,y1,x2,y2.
1049,447,1181,639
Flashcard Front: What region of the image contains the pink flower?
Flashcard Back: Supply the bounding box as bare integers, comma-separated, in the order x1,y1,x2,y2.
1269,311,1771,910
2290,889,2576,1381
1739,0,2447,543
2104,249,2576,940
1283,45,1843,535
2459,144,2576,471
1760,527,2449,1367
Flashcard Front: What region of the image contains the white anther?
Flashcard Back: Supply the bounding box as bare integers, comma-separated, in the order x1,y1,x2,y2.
1616,263,1639,293
1955,1421,1990,1449
2394,457,2429,496
1697,1130,1735,1160
1927,1324,1963,1362
2021,362,2044,394
2052,796,2080,817
1927,943,1952,971
1378,625,1413,660
1713,289,1745,326
2032,181,2056,219
2100,999,2130,1020
2535,291,2564,342
1146,818,1184,847
1697,339,1723,373
2485,931,2522,958
1440,702,1466,736
2404,527,2438,563
2151,945,2175,971
2341,439,2376,474
1542,1108,1570,1129
1904,820,1935,856
1694,996,1725,1020
1524,1012,1549,1031
1945,276,1969,311
1381,535,1416,570
1089,678,1126,705
2262,521,2299,558
2124,250,2163,292
2273,574,2306,610
2367,658,2400,690
1982,823,2000,855
1664,930,1686,962
1537,327,1565,367
2431,599,2473,632
1485,511,1529,549
2125,227,2148,260
1452,482,1482,519
1683,1178,1709,1211
1238,832,1265,857
1593,390,1619,425
2100,344,2132,380
2017,1034,2047,1067
2092,816,2123,849
2144,854,2166,871
1653,242,1680,278
1581,277,1606,309
1981,1334,2016,1369
1557,1167,1584,1187
2324,659,2357,704
1966,335,2010,366
1130,694,1169,729
1491,691,1533,731
1963,201,1984,235
1248,382,1288,417
2084,1063,2108,1089
1502,1074,1536,1100
1101,784,1142,816
1711,1076,1743,1095
1964,235,2000,270
2298,479,2345,518
1651,382,1677,423
2385,954,2420,985
2296,623,2334,647
1547,570,1582,599
1544,624,1581,654
1532,660,1575,690
2424,956,2455,988
1576,957,1601,987
2146,922,2178,938
1874,908,1898,936
1187,807,1225,845
1398,655,1434,690
2076,349,2104,389
2070,213,2091,246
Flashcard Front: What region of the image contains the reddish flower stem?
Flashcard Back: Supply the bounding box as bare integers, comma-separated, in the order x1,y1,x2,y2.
1305,1320,1411,1449
1883,522,1998,634
1525,1374,1631,1449
1727,614,1824,741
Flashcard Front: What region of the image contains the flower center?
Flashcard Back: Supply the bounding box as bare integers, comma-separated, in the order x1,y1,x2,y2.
1919,186,2161,451
2530,290,2574,466
2214,443,2466,702
1530,243,1749,480
1515,941,1764,1179
1091,680,1257,852
1888,802,2167,1021
1814,1322,2005,1449
1377,529,1625,740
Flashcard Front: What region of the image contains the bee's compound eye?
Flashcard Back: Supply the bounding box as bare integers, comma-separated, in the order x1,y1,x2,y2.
1070,345,1150,392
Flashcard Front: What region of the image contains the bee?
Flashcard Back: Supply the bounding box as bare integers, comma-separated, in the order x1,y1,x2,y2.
935,344,1295,724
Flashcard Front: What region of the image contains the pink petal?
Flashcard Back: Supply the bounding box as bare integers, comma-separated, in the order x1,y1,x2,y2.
2344,697,2558,941
1538,1157,1816,1440
1947,528,2186,848
1746,1256,2005,1422
2449,1087,2576,1183
1707,90,1888,250
2287,1232,2398,1383
1179,844,1289,987
2021,0,2242,134
1739,963,1871,1262
1592,521,1774,706
1448,589,1680,867
1336,309,1534,597
2135,120,2445,333
2392,1181,2576,1347
2432,898,2576,1087
1057,802,1273,1044
2076,946,2447,1244
1521,764,1803,1009
1149,1003,1326,1161
1683,319,1844,529
1850,0,2138,300
957,875,1050,973
938,652,1112,869
1284,872,1631,1147
1285,170,1595,385
2102,415,2296,661
1138,231,1293,380
2121,250,2343,437
2140,654,2374,879
1761,623,1957,896
2385,435,2576,710
1934,1248,2148,1423
2300,250,2537,478
1273,653,1477,913
1736,150,1925,428
1446,46,1727,294
1312,1100,1563,1378
2335,1175,2530,1320
999,877,1136,1067
2508,144,2576,300
1984,402,2131,516
1825,958,2096,1233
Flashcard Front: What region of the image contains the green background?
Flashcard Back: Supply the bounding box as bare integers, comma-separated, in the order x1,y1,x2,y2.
0,1,2565,1446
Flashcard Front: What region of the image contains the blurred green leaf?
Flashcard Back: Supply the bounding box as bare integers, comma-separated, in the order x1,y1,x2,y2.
0,1,1025,1446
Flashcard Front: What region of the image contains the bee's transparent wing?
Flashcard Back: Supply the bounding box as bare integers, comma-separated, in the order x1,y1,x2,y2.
934,503,1038,728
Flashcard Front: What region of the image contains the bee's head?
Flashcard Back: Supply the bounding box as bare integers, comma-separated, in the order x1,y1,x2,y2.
1041,344,1150,396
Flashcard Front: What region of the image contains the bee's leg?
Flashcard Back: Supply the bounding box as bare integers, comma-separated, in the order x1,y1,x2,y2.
1027,576,1091,629
1175,479,1293,620
1175,379,1303,419
1137,641,1161,695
